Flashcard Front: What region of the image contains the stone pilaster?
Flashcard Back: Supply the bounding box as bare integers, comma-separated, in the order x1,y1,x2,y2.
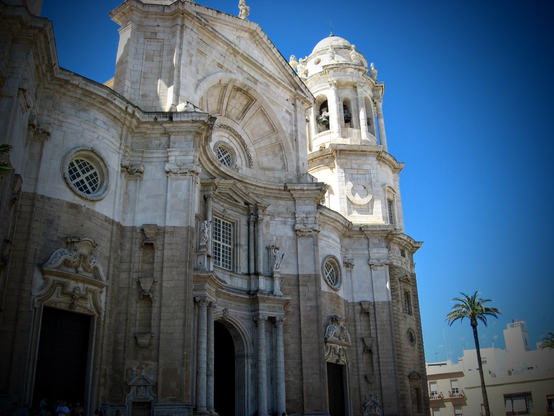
328,81,341,134
374,96,388,151
249,211,256,275
357,83,369,141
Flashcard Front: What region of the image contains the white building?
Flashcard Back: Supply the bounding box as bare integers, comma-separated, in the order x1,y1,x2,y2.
426,321,554,416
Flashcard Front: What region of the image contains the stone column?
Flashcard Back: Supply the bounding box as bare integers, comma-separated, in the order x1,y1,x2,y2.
255,315,268,416
195,297,208,413
357,83,369,141
374,97,388,152
275,317,286,415
256,210,265,290
327,81,341,134
249,211,256,275
206,301,216,413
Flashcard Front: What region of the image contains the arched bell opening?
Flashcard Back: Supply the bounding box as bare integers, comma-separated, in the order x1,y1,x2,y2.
364,96,376,137
343,98,352,128
316,97,330,132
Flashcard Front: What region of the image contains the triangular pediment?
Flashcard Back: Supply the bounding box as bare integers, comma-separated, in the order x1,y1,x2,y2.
192,5,312,101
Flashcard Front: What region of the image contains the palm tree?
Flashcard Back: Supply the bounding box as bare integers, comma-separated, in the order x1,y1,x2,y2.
446,291,500,416
0,143,13,174
540,332,554,350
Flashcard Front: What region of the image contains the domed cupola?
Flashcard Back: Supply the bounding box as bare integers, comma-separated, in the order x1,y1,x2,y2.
291,35,401,227
289,34,386,152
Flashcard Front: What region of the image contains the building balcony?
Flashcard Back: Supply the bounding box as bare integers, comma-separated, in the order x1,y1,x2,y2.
546,405,554,414
429,392,444,400
447,390,466,399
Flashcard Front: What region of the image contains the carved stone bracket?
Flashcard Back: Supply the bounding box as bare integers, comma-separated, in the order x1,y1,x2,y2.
359,300,371,315
324,315,351,365
137,277,157,301
135,333,154,348
368,259,389,270
361,337,374,354
343,258,355,270
121,158,144,179
37,237,108,315
165,163,200,177
141,224,160,244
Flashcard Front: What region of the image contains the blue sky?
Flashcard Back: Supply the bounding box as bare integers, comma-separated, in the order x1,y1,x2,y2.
41,0,554,363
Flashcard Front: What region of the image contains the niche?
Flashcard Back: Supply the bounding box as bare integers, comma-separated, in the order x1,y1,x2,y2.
317,100,330,132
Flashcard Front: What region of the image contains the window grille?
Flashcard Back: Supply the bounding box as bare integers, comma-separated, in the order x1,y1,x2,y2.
68,159,99,195
324,262,338,286
213,217,233,270
404,291,412,315
216,146,233,167
387,199,395,225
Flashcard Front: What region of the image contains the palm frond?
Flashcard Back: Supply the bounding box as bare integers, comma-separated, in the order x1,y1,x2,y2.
540,332,554,350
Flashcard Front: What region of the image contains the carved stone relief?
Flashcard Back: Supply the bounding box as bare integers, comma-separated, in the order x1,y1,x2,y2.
324,315,351,365
36,237,108,315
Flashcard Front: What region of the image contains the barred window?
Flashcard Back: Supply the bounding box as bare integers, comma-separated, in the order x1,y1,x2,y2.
213,217,233,270
322,255,342,290
387,199,395,225
404,291,413,315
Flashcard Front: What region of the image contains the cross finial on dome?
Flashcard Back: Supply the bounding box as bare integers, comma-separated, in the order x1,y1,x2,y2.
327,20,334,37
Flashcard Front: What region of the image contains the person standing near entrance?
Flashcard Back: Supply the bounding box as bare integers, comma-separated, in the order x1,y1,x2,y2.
73,403,84,416
55,402,68,416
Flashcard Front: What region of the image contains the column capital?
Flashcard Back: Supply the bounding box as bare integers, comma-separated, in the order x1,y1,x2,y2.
369,258,389,270
254,315,268,325
275,316,285,326
194,297,209,307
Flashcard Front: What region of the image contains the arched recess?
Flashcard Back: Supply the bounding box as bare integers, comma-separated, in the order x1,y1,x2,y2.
213,316,249,416
196,75,293,174
364,96,376,137
343,98,352,128
28,237,108,413
315,94,330,133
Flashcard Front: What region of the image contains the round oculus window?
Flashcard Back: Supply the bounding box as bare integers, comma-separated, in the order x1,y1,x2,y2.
322,256,342,290
216,145,233,167
407,328,417,345
62,147,109,201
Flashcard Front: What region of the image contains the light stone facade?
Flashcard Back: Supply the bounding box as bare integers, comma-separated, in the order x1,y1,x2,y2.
0,1,428,416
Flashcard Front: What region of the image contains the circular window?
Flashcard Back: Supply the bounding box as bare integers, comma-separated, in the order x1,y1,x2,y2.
314,58,321,65
407,328,417,345
62,147,109,201
322,255,342,290
216,145,233,167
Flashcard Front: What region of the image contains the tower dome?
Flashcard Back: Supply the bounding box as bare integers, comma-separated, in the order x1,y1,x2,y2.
311,35,353,54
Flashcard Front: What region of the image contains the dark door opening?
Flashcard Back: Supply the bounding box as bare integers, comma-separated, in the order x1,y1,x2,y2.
327,362,346,416
33,306,91,406
214,321,235,416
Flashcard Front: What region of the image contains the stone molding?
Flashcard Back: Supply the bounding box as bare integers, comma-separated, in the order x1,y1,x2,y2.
368,259,389,270
165,163,200,177
37,237,107,315
213,123,253,168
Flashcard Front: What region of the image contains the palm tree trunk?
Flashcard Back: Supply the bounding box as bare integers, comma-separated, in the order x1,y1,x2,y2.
472,321,490,416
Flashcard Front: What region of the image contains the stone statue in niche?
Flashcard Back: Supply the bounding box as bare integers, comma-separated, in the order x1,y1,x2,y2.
200,220,211,246
269,245,285,272
363,394,383,416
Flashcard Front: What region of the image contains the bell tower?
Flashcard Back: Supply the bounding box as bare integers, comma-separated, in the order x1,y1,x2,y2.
291,35,403,229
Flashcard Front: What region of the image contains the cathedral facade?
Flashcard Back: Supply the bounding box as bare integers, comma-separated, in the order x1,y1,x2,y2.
0,1,428,416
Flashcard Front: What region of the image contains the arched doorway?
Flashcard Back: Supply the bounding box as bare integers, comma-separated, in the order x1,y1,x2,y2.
33,306,92,405
214,321,235,416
